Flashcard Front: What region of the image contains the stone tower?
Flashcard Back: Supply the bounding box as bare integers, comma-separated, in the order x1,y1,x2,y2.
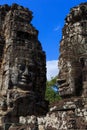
54,2,87,129
0,4,48,129
58,2,87,98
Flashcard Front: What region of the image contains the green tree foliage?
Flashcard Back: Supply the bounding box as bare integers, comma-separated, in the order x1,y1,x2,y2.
45,76,61,103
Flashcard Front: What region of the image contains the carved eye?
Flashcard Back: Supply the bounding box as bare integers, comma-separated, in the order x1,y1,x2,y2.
18,64,25,71
28,64,35,72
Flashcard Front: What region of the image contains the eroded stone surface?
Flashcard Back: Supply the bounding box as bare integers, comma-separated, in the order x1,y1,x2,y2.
0,3,48,129
5,98,87,130
57,2,87,97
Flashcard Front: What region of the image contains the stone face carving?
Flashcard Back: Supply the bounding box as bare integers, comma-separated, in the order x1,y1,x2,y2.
57,2,87,97
10,58,36,91
0,3,48,128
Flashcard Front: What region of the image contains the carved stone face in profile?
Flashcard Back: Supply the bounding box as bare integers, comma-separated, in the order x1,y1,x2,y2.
57,60,82,97
11,58,36,91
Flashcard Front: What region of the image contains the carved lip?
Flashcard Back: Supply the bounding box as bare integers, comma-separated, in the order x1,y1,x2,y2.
59,82,69,91
59,86,69,92
19,78,31,86
18,80,32,88
20,76,31,83
20,78,28,82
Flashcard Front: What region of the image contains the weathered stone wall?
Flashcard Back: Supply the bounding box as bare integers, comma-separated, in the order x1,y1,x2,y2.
6,97,87,130
43,97,87,130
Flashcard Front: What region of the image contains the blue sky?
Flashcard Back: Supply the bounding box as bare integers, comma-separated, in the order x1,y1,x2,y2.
0,0,87,80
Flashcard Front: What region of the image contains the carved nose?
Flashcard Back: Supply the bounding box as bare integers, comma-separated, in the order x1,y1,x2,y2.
22,67,29,76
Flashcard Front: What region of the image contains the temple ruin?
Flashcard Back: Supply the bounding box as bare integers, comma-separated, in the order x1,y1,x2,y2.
0,2,87,130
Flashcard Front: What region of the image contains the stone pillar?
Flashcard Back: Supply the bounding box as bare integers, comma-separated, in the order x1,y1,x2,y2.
58,2,87,98
0,4,48,129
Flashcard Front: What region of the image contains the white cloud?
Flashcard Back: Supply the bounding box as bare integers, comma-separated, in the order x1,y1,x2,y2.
46,60,59,81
